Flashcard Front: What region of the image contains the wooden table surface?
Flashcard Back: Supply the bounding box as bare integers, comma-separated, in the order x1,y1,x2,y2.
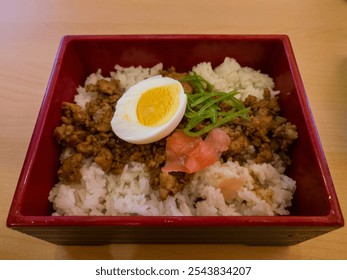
1,0,346,260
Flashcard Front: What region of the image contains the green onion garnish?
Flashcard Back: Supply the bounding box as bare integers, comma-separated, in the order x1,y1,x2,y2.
181,72,250,137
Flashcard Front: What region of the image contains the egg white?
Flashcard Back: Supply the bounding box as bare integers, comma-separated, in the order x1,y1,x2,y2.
111,76,187,144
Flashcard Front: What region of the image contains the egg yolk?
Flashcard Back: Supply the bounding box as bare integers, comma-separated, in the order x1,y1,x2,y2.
137,84,180,127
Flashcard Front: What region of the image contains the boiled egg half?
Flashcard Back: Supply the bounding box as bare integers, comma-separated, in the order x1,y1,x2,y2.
111,76,187,144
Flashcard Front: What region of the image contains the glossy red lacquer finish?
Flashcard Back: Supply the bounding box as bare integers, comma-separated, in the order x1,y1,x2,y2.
7,35,344,245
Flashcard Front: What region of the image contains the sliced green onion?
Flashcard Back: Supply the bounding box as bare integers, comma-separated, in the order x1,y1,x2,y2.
181,72,250,137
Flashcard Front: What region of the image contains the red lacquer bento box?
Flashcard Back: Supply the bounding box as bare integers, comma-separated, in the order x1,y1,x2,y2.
7,35,343,245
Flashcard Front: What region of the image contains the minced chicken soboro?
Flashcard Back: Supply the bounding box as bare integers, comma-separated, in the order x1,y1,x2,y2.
49,57,298,216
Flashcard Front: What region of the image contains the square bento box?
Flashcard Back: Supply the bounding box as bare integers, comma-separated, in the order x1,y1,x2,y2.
7,35,343,245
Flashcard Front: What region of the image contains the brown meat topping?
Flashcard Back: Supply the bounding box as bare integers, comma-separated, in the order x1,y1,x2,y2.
54,78,124,181
57,153,83,184
54,78,170,186
96,79,120,95
159,172,182,200
54,70,298,200
221,90,298,166
160,67,193,94
54,124,87,146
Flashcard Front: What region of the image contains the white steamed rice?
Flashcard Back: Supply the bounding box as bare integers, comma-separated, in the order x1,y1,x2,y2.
49,57,296,216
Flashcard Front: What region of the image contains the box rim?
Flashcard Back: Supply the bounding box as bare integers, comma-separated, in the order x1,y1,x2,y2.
7,34,344,230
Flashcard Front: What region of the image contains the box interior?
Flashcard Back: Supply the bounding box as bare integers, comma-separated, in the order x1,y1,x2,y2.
17,36,332,218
